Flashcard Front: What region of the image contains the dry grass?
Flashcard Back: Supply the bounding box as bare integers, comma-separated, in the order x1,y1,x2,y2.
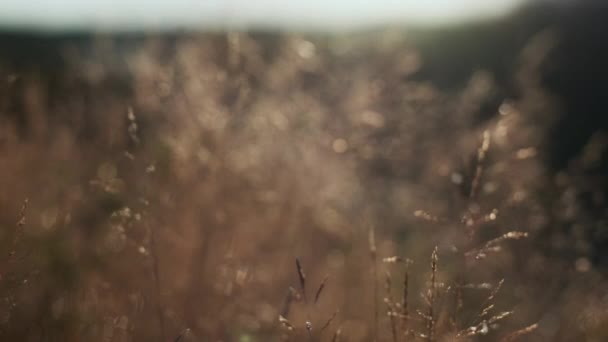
0,26,606,342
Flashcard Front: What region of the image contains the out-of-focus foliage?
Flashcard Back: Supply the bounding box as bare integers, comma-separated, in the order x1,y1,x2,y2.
1,4,608,342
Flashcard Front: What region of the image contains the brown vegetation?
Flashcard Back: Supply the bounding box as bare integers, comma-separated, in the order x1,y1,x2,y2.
0,23,607,341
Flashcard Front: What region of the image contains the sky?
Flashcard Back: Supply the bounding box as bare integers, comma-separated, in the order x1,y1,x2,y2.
0,0,526,32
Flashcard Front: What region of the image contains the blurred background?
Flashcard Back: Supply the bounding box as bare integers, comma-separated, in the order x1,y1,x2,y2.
1,1,608,341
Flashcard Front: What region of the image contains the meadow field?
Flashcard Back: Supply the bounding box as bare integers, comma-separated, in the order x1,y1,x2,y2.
1,3,607,341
